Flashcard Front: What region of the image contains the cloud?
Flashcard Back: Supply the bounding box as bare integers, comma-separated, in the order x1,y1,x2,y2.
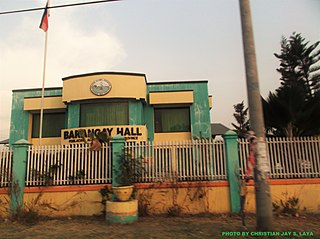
46,8,127,84
0,5,127,139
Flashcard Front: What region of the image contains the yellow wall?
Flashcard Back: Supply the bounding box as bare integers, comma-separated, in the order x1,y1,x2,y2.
24,97,66,111
31,137,61,146
17,184,229,217
154,132,191,142
149,91,193,105
234,182,320,213
1,181,319,217
0,194,10,218
23,190,103,217
271,184,320,212
62,73,146,103
136,185,230,214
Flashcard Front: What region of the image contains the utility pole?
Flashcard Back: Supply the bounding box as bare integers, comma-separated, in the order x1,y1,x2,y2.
239,0,273,231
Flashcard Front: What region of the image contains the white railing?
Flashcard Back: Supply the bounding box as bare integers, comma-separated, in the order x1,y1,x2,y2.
12,136,320,187
239,137,320,179
0,147,13,187
125,139,227,183
26,144,112,186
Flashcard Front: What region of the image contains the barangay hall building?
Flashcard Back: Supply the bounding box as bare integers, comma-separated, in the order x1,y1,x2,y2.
9,72,212,145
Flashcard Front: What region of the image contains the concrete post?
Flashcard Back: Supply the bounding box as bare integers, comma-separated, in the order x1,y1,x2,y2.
10,139,31,215
107,135,138,224
239,0,273,230
223,130,240,213
111,135,126,188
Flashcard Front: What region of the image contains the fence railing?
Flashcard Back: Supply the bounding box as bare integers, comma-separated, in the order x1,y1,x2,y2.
26,144,112,186
125,140,227,182
0,147,13,187
239,137,320,179
1,137,320,188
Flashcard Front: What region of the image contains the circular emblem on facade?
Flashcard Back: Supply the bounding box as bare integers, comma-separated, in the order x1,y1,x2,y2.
90,79,112,96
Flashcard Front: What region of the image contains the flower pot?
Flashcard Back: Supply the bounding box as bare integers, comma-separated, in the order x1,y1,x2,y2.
112,185,134,202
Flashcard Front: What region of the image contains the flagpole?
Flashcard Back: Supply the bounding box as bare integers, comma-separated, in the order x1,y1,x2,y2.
39,0,50,146
39,31,48,146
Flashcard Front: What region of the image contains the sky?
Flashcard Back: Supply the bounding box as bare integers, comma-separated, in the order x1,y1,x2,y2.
0,0,319,140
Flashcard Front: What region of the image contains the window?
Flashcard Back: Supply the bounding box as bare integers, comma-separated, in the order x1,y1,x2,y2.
80,102,128,127
32,112,65,138
154,107,190,133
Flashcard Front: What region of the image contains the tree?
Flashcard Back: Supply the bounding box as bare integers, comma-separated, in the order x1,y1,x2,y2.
263,33,320,137
274,32,320,96
232,101,250,138
262,83,320,137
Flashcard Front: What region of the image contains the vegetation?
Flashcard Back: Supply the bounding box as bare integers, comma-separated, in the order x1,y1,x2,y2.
273,193,301,216
232,33,320,137
113,150,145,187
263,33,320,137
231,101,250,138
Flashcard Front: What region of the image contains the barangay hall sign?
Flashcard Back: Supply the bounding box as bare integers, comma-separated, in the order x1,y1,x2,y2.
61,125,147,144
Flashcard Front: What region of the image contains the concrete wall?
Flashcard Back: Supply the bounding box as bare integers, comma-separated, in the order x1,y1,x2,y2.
146,81,211,141
1,180,319,217
9,88,62,145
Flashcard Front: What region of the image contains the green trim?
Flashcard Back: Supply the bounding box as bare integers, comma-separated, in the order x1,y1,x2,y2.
12,87,62,93
149,90,194,93
148,80,208,85
24,95,63,99
106,214,138,224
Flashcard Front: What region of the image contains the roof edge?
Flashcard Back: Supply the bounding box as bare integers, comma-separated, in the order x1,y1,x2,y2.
12,87,62,93
62,72,147,81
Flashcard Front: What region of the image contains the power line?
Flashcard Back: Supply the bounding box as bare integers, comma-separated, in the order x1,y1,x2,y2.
0,0,121,15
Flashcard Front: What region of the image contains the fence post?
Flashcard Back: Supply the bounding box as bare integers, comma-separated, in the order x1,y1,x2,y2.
223,130,241,213
10,139,31,215
111,135,126,188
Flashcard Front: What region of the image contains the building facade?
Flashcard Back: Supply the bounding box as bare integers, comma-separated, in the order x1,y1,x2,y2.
9,72,212,145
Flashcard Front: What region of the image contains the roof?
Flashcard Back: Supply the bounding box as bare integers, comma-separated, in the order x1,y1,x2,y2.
211,123,230,136
62,72,147,81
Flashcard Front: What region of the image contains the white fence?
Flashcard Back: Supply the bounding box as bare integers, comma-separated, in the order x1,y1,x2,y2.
1,137,320,187
126,140,227,182
26,144,112,186
0,147,12,187
239,137,320,179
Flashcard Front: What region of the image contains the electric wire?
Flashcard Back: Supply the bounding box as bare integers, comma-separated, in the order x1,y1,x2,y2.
0,0,121,15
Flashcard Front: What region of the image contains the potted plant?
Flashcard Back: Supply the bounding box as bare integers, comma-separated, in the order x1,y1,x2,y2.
112,150,144,202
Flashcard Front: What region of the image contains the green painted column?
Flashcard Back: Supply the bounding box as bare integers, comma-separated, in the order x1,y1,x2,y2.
129,100,143,125
223,130,241,213
144,105,154,141
10,139,31,215
67,104,80,128
108,135,138,224
111,135,126,188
